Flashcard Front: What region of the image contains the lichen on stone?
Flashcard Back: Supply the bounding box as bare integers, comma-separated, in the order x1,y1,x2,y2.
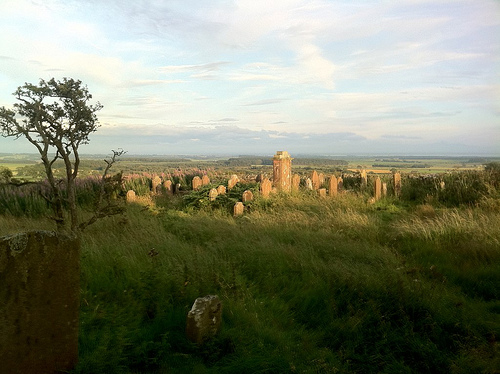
8,233,29,257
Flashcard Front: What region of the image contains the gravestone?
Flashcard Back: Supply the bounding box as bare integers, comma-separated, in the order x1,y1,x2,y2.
260,178,273,198
242,190,254,203
202,175,210,186
382,182,387,197
360,169,367,188
292,174,301,191
192,176,202,190
374,177,382,201
305,178,313,190
152,176,162,193
186,295,222,344
318,173,325,187
217,185,226,195
228,175,239,190
328,176,338,197
209,188,218,201
273,151,293,192
337,177,343,191
311,170,320,190
0,231,80,374
318,188,327,198
175,183,181,194
393,172,401,197
126,189,136,203
163,180,173,195
233,202,244,216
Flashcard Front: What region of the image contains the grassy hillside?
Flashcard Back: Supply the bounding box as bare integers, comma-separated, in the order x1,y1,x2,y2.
3,190,498,373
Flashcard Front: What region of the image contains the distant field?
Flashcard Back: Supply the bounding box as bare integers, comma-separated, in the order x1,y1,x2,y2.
1,153,498,179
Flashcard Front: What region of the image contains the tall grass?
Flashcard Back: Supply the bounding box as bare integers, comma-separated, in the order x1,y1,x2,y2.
71,192,500,373
1,170,498,373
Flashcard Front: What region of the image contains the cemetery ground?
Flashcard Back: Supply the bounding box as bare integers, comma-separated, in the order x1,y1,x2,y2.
1,157,499,373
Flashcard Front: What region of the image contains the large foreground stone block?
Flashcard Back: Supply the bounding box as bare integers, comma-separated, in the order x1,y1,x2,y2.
0,231,80,374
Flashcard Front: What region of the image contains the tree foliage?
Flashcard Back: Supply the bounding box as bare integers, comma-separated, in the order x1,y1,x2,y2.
0,78,109,234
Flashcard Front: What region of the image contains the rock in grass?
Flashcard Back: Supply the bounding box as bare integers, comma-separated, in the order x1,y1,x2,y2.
186,295,222,344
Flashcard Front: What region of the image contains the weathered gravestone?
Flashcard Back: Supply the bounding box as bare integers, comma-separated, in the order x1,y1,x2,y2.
382,182,387,197
328,176,338,197
374,177,382,201
151,176,162,194
273,151,293,192
202,175,210,186
192,176,202,190
318,188,327,198
305,178,313,190
337,177,343,191
228,175,239,190
126,189,136,203
260,178,273,198
233,202,244,216
186,295,222,344
163,180,173,195
311,170,320,190
318,173,325,187
217,185,226,195
242,190,254,203
393,172,402,197
209,188,218,201
292,174,301,192
0,231,80,374
360,169,367,188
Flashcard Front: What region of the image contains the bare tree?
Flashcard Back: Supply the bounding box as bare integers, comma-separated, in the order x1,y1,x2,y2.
0,77,120,235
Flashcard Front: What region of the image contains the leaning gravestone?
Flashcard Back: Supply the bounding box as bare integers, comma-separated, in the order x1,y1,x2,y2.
0,231,80,374
228,175,239,190
186,295,222,344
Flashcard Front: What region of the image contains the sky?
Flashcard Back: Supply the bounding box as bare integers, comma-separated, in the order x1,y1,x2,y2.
0,0,499,156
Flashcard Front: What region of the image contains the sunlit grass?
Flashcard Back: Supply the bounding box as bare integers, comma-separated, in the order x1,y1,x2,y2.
1,178,499,373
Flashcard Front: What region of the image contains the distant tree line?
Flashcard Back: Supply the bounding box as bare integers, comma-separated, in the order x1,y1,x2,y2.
372,163,432,168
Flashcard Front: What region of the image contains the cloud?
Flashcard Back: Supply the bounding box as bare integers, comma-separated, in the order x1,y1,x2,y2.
159,62,230,73
243,98,287,106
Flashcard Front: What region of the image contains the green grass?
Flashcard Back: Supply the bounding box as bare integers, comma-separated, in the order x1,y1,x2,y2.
67,192,500,373
1,174,499,373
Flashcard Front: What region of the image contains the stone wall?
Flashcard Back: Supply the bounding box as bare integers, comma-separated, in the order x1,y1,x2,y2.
0,231,80,374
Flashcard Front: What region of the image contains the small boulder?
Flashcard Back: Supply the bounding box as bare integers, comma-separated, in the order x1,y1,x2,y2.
186,295,222,344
